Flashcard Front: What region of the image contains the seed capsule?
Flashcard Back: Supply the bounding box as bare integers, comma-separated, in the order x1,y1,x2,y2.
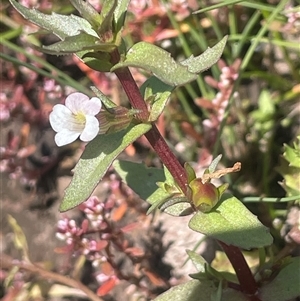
188,179,220,213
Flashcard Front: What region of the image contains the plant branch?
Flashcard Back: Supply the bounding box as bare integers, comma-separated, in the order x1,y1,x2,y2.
110,49,188,193
1,253,103,301
144,126,187,192
110,49,149,121
218,241,258,295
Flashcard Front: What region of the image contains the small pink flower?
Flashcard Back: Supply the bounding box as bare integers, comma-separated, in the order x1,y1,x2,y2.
49,92,102,146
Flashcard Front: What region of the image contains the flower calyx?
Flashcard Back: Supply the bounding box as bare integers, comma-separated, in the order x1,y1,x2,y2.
98,106,141,134
184,156,241,213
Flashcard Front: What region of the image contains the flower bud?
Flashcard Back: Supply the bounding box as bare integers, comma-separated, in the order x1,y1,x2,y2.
188,179,219,213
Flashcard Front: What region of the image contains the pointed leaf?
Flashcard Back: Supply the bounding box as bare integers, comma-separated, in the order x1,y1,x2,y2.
181,36,228,74
114,0,130,31
41,33,98,54
9,0,98,40
141,76,173,122
186,250,208,273
209,155,222,173
111,37,227,86
283,142,300,168
111,42,197,86
91,86,117,108
69,0,102,28
98,0,117,40
189,195,273,249
148,91,171,121
184,162,197,183
60,124,151,212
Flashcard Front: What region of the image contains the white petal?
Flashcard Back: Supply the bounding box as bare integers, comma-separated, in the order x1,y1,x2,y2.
80,115,99,142
65,92,89,114
67,118,86,132
81,97,102,115
49,104,72,132
54,129,80,146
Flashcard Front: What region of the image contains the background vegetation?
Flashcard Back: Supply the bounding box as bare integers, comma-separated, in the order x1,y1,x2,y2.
0,0,299,300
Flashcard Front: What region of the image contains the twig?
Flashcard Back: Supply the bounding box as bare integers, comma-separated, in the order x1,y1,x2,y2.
1,253,103,301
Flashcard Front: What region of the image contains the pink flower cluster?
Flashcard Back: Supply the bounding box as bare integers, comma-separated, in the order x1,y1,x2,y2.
282,5,300,33
195,59,241,149
56,196,110,260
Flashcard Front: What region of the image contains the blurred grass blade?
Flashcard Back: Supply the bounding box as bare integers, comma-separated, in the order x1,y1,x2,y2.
194,0,244,14
242,195,300,203
1,38,91,95
7,215,30,262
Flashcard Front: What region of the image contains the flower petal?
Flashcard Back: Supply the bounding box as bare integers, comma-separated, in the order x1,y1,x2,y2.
81,97,102,115
65,92,89,114
49,104,72,132
54,129,80,146
80,115,99,142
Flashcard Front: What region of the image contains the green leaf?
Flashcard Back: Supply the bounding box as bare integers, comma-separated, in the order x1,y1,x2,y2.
180,36,228,74
111,37,227,86
259,257,300,301
69,0,102,29
9,0,98,40
162,198,193,216
140,76,173,97
152,279,216,301
91,86,117,108
148,91,171,122
209,155,222,173
189,195,273,249
41,33,98,54
141,76,173,121
111,41,197,85
184,162,197,183
98,0,117,41
114,0,130,32
81,51,113,72
283,142,300,168
59,124,151,212
186,250,208,273
154,278,248,301
113,160,169,203
113,160,193,216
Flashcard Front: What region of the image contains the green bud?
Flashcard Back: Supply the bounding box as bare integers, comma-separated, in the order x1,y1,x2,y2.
188,179,220,213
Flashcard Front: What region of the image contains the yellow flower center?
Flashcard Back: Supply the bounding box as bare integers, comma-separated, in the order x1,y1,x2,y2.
75,111,86,124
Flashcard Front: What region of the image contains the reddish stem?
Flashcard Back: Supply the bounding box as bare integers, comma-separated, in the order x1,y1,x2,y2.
144,126,187,192
110,49,187,192
219,241,258,295
110,50,149,121
110,49,257,298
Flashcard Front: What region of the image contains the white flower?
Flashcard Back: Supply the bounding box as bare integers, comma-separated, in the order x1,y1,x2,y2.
50,92,102,146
